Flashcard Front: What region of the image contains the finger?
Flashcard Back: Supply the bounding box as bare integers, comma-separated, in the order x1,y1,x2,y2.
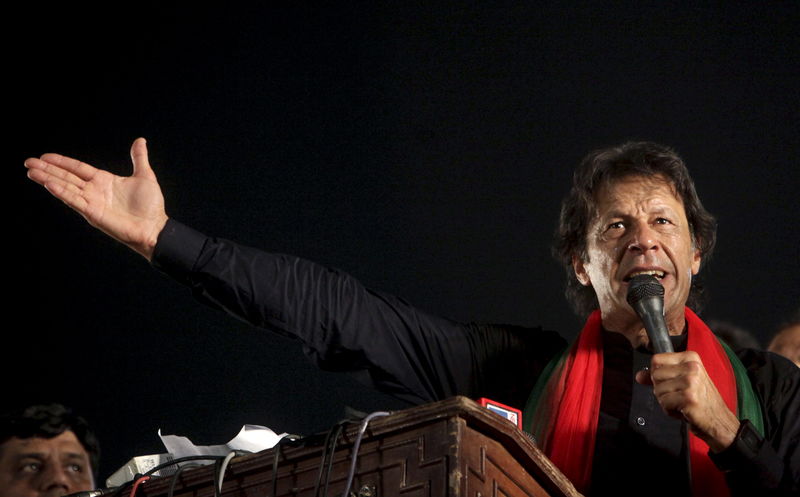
634,368,653,386
651,350,701,369
654,360,704,384
652,376,692,397
650,352,685,369
26,167,56,188
35,153,99,182
36,174,91,214
649,363,685,382
130,137,156,180
26,158,87,188
26,167,84,193
655,391,690,420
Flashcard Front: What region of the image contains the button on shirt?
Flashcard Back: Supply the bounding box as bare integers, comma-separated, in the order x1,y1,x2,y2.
591,331,690,497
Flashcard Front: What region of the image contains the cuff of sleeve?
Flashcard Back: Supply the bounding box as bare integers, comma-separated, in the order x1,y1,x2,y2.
151,219,208,280
709,419,764,472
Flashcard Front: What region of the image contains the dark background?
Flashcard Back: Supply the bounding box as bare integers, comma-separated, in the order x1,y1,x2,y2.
9,2,799,482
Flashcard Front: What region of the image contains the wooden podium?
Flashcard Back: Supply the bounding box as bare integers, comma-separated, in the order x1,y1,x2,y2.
136,397,580,497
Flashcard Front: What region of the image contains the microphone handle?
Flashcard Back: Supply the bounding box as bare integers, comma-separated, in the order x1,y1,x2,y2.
635,299,674,354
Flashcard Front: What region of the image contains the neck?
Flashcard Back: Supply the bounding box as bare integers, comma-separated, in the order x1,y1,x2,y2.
601,308,686,348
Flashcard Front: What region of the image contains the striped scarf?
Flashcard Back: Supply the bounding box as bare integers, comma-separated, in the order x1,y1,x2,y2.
523,307,763,495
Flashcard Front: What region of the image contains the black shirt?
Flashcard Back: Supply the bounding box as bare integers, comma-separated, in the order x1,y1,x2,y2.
153,219,800,496
593,331,691,496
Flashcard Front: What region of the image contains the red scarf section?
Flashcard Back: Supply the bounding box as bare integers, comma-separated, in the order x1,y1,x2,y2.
538,308,736,495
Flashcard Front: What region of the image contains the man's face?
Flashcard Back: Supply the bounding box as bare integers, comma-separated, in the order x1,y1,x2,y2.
0,431,93,497
769,324,800,367
572,174,701,332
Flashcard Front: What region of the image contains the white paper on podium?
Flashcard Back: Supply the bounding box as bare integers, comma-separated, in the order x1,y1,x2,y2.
159,424,287,459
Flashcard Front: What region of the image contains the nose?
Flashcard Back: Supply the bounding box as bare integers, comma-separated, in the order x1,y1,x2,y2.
39,464,72,494
625,221,660,254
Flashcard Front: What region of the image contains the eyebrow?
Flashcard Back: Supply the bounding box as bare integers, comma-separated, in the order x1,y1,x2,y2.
62,453,88,461
13,452,46,460
603,206,675,219
13,452,88,461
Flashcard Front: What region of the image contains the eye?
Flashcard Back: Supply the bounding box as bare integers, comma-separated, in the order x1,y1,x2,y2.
67,463,83,473
654,217,672,225
20,462,41,473
607,221,625,230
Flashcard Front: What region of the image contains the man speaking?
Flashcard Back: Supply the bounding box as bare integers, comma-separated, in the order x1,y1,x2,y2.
24,139,799,496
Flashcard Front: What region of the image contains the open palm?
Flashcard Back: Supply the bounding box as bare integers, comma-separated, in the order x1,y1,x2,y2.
25,138,169,259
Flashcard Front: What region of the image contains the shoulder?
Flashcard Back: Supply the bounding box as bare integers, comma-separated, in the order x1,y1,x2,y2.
464,322,567,352
461,323,567,408
737,348,799,380
736,348,800,415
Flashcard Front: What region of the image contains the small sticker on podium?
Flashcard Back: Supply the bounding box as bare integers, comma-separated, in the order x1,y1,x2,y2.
478,398,522,429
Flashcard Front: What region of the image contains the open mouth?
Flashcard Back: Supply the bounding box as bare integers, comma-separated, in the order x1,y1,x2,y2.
624,270,666,282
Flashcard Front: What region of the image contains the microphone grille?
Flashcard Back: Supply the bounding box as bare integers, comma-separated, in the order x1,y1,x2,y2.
626,274,664,305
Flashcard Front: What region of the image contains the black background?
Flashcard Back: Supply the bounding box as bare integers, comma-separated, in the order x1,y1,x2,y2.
8,2,799,482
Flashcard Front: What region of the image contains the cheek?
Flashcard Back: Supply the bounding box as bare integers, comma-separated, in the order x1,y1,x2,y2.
591,250,616,271
72,473,94,487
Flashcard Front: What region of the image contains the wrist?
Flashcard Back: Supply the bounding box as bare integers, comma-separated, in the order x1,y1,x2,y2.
705,410,741,453
708,419,764,470
137,215,169,261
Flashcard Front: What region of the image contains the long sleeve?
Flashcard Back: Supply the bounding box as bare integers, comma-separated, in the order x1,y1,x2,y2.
149,220,798,495
710,349,800,496
152,219,566,407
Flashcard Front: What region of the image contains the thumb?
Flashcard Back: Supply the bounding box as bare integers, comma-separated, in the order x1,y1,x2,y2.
130,137,156,180
635,367,653,386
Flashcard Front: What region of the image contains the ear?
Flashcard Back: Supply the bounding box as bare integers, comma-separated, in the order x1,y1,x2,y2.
572,254,592,286
691,246,702,276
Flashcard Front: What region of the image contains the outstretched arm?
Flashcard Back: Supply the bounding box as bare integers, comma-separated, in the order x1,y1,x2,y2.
25,138,169,260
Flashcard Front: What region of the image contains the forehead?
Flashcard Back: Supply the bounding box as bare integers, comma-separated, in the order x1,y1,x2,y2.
593,174,684,214
775,325,800,345
0,431,88,461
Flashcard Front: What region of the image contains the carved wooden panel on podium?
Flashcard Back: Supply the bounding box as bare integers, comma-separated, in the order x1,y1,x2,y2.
135,397,579,497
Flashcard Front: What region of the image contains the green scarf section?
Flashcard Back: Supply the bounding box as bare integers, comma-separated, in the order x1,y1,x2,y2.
718,339,764,436
523,343,568,439
523,334,764,442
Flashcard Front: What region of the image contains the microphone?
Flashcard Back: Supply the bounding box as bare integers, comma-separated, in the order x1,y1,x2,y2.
626,274,674,353
63,489,118,497
63,492,108,497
